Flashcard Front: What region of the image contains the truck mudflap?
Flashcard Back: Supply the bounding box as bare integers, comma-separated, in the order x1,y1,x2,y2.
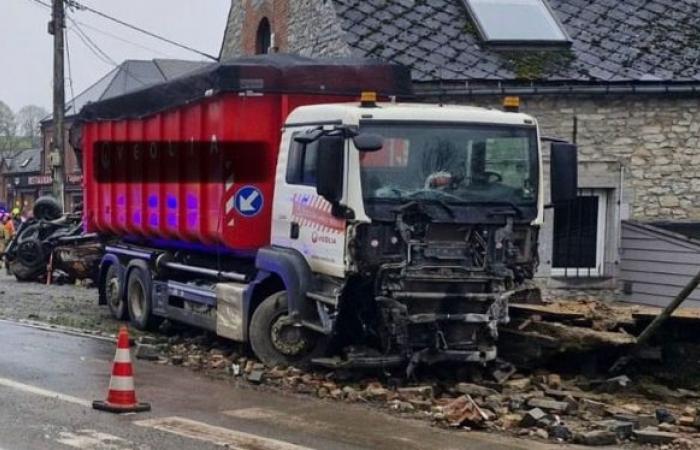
313,289,521,372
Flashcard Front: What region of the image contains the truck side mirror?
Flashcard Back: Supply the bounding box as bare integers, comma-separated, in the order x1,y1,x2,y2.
316,135,344,204
353,134,383,152
550,142,578,205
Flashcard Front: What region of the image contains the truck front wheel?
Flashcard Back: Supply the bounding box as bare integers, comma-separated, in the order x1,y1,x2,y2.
249,292,328,368
126,266,160,330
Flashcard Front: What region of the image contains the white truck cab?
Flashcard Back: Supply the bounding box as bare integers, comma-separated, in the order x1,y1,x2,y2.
261,98,576,370
274,101,545,277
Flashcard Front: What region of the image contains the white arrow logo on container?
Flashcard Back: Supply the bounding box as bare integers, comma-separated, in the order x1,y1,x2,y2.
239,190,260,212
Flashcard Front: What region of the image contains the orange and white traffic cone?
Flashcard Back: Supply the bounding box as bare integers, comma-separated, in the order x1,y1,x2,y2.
93,326,151,413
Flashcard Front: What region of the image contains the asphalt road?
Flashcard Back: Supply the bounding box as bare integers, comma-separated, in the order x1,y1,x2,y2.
0,320,573,450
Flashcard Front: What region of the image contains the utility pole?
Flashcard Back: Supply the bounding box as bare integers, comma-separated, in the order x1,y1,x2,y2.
50,0,65,210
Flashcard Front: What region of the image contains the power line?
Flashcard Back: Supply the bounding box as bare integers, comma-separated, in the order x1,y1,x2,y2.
28,0,155,94
29,0,113,67
67,19,149,88
65,0,218,61
27,0,51,9
26,0,175,58
68,19,116,66
64,26,76,104
72,20,177,59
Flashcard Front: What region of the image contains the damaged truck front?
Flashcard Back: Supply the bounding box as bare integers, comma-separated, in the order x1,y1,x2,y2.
287,102,578,369
84,55,577,371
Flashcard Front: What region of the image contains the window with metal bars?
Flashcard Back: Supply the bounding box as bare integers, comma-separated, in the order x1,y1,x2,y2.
551,189,607,278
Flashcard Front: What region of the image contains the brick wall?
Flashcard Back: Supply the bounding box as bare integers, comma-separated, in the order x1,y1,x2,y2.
221,0,350,58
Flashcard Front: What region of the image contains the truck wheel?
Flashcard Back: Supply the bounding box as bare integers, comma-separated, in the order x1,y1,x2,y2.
105,264,127,320
249,292,328,368
126,266,160,330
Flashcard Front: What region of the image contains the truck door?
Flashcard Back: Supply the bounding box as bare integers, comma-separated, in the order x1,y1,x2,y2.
271,129,347,278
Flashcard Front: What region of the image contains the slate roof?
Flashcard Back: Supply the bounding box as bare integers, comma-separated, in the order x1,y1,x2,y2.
45,59,212,121
331,0,700,85
4,148,42,174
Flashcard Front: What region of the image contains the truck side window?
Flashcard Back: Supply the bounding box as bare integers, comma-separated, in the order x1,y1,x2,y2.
286,139,318,187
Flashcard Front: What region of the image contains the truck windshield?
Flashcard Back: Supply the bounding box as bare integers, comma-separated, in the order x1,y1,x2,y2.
359,122,539,212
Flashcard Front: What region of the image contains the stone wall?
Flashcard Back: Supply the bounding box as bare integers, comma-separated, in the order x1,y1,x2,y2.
439,94,700,221
221,0,350,59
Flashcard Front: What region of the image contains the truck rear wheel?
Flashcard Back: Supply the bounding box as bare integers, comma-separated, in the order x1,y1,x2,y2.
105,264,127,320
249,292,328,368
126,266,160,330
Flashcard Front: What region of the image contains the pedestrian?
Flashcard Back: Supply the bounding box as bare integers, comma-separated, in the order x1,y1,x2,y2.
3,213,15,241
11,207,21,229
0,214,12,268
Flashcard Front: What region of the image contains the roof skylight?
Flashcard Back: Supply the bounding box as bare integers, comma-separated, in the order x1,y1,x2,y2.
463,0,570,47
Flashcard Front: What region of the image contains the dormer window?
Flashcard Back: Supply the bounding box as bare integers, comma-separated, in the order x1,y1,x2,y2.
462,0,570,47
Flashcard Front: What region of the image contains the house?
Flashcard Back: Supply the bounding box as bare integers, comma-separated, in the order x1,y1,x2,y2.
219,0,700,301
2,148,50,215
0,150,23,211
41,59,212,212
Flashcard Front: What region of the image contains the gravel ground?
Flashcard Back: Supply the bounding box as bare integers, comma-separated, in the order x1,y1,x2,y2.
0,271,120,334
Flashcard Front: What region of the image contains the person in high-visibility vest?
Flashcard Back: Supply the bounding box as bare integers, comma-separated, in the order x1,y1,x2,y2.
0,214,14,267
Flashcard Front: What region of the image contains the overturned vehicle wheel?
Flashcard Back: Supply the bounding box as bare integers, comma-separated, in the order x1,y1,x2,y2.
33,196,62,221
9,224,47,281
249,292,329,368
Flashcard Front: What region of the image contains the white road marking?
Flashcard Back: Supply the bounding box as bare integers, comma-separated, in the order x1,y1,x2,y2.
56,429,133,450
0,377,92,408
133,416,315,450
0,318,116,343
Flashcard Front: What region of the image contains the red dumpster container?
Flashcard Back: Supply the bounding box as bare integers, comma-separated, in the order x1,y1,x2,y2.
78,54,411,252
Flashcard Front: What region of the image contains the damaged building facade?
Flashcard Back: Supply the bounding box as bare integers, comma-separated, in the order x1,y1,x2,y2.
221,0,700,303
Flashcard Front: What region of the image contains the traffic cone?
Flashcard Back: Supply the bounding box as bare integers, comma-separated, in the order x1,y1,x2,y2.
93,326,151,413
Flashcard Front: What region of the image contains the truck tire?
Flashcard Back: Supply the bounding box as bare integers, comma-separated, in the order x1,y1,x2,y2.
105,264,127,320
33,196,62,221
126,266,160,330
249,292,328,368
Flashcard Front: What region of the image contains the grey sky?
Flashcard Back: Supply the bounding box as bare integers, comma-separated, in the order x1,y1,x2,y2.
1,0,230,113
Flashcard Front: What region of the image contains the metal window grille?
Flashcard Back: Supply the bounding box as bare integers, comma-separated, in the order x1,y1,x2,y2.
551,188,606,278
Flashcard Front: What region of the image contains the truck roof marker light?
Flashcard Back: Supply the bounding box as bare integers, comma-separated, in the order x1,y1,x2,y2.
360,91,378,108
503,96,520,112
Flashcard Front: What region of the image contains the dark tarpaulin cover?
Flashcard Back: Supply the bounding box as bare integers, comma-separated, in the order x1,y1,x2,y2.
77,54,413,121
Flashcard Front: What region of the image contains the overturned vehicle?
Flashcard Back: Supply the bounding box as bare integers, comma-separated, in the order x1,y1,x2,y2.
4,197,101,283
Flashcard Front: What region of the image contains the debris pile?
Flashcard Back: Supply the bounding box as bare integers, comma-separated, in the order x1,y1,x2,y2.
136,328,700,448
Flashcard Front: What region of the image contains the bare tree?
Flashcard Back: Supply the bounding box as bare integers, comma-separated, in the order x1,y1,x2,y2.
16,105,49,147
0,101,17,151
